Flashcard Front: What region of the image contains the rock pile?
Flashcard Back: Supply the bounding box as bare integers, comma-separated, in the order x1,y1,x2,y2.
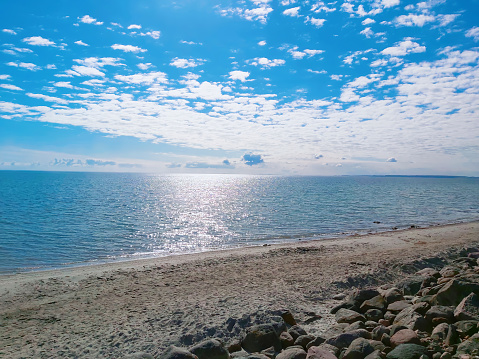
151,249,479,359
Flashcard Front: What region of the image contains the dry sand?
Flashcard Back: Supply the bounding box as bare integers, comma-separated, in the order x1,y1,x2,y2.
1,222,478,358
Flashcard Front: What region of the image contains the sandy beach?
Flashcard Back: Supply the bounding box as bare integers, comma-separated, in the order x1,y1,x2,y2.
1,222,478,358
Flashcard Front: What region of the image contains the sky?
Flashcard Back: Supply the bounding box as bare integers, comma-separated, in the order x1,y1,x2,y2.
0,0,478,175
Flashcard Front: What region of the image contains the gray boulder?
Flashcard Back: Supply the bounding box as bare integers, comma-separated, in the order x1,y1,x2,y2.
435,279,479,306
242,324,281,353
364,350,383,359
454,292,479,321
335,309,366,324
393,305,429,331
455,320,479,338
325,329,371,350
289,325,308,340
456,332,479,356
306,346,338,359
431,323,449,342
360,295,386,313
389,329,420,347
276,347,307,359
424,306,454,324
160,346,199,359
190,339,229,359
342,337,374,359
295,335,316,350
385,343,428,359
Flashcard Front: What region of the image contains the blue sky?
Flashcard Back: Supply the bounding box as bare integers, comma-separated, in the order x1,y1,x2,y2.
0,0,478,175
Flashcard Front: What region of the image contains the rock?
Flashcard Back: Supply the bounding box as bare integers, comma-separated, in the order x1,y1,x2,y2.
228,340,243,353
454,293,479,321
387,301,411,313
383,312,396,323
425,306,455,324
439,353,451,359
383,287,405,305
468,252,479,259
350,289,381,306
397,276,427,296
393,305,429,331
306,346,338,359
306,337,327,351
444,324,460,346
242,324,281,353
281,332,295,349
381,333,391,347
364,350,383,359
325,329,371,350
289,325,308,340
160,346,199,359
368,340,385,352
331,301,357,314
431,323,449,341
416,268,440,279
190,339,229,359
342,337,375,359
372,325,389,341
435,279,479,306
260,346,276,358
295,335,316,350
385,343,428,359
345,321,366,332
276,347,307,359
336,309,366,324
440,266,460,278
281,310,298,326
455,320,479,337
365,309,383,322
456,333,479,356
390,329,421,348
360,296,386,313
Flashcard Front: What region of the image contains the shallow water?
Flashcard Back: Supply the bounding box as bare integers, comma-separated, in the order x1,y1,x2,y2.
1,171,478,273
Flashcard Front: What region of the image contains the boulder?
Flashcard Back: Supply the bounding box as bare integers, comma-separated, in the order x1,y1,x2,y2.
360,295,386,313
371,325,389,341
276,347,307,359
325,329,371,350
439,266,460,278
190,339,229,359
390,329,421,348
425,306,455,324
160,346,199,359
387,301,411,313
281,310,297,326
364,350,383,359
306,346,338,359
454,293,479,321
335,309,366,324
242,324,281,353
444,324,460,346
431,323,449,342
295,335,316,350
289,325,308,340
397,276,427,296
306,337,326,350
342,337,374,359
385,343,428,359
455,320,479,338
456,333,479,356
365,309,383,322
280,332,295,349
416,268,440,278
125,353,154,359
393,305,429,331
383,287,404,305
435,279,479,306
350,289,381,306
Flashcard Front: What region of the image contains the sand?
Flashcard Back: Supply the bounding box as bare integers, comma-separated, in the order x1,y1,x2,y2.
1,222,478,358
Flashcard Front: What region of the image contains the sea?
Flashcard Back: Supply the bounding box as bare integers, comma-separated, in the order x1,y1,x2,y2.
1,171,478,274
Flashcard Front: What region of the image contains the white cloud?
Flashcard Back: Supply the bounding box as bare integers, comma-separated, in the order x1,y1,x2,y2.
22,36,55,46
67,65,105,77
0,84,23,91
53,82,74,89
362,18,375,25
170,58,205,69
283,6,300,17
137,63,153,70
465,27,479,42
6,62,40,71
114,71,168,85
74,40,89,46
394,14,436,27
249,57,286,69
381,39,426,56
26,93,68,104
81,79,105,87
2,29,17,35
437,14,459,27
181,40,202,45
258,40,267,46
111,44,147,53
311,2,336,13
80,15,103,25
229,70,250,82
307,17,326,27
360,27,374,38
140,31,161,39
128,24,142,30
74,57,124,68
382,0,400,8
0,75,11,80
218,4,273,24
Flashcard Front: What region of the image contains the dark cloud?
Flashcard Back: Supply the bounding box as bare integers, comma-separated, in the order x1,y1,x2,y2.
242,153,264,166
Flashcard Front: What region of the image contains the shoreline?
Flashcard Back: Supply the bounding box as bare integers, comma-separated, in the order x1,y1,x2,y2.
2,218,478,278
1,221,478,358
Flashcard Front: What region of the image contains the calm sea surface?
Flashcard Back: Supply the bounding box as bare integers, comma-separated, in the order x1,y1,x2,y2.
1,171,478,273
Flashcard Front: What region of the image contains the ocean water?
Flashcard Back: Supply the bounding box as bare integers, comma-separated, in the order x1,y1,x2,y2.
1,171,478,273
